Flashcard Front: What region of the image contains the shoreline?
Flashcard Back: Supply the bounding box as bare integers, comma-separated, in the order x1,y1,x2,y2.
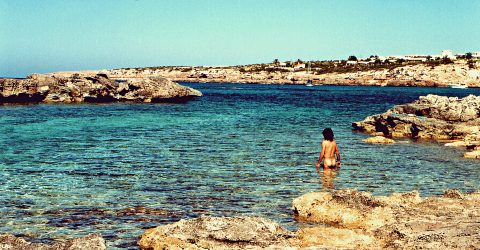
2,188,478,249
39,59,480,88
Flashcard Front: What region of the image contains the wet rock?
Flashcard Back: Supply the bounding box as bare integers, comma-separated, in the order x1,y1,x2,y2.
362,136,395,144
0,234,106,250
0,74,201,104
138,216,295,249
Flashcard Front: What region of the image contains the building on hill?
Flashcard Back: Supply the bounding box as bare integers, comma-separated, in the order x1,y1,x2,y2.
441,50,456,59
293,62,306,69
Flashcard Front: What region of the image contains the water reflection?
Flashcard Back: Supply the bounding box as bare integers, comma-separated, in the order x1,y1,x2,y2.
320,168,339,190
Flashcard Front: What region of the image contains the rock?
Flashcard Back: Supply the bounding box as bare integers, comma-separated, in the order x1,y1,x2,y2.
353,94,480,157
0,234,106,250
296,227,377,249
138,216,295,249
445,140,469,147
293,189,480,249
353,94,480,140
362,136,395,144
464,150,480,159
0,74,201,104
292,189,394,231
140,189,480,249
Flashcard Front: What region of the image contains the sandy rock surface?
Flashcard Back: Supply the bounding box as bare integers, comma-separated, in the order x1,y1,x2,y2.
138,216,296,249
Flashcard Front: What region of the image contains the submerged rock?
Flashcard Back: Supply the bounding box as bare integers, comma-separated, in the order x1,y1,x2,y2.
0,234,106,250
0,74,202,104
138,216,295,249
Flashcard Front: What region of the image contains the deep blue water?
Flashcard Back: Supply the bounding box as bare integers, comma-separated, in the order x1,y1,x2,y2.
1,83,479,248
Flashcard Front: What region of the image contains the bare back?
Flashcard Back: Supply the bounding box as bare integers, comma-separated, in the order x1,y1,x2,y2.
322,140,338,159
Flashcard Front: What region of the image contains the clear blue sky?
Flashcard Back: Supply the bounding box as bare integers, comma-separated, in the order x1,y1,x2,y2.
1,0,479,77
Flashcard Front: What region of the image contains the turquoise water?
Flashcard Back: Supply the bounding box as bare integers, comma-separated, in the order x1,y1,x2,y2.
1,83,479,248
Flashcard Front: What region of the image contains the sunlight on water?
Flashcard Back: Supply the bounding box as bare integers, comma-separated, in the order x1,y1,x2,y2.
1,84,479,248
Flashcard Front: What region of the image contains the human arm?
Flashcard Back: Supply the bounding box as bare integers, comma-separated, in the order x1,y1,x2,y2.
335,142,341,167
315,141,326,170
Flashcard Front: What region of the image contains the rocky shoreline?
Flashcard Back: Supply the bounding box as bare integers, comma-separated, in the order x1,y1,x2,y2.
2,189,478,249
353,94,480,158
45,59,480,87
0,74,202,104
139,189,480,249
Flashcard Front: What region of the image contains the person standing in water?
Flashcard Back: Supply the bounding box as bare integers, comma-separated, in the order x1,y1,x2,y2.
315,128,341,172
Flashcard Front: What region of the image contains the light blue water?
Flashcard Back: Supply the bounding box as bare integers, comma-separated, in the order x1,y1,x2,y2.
1,83,479,248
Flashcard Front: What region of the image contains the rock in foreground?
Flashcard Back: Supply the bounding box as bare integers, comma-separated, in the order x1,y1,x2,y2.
138,216,295,249
140,189,480,249
0,74,202,104
0,234,105,250
293,189,480,249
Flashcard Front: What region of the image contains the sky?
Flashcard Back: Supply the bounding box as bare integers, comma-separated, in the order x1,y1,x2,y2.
1,0,479,77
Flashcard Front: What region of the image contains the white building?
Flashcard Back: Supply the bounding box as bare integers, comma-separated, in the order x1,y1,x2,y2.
293,62,306,69
473,52,480,58
441,50,456,59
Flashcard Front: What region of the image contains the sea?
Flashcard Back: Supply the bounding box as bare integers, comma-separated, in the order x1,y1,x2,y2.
1,83,479,248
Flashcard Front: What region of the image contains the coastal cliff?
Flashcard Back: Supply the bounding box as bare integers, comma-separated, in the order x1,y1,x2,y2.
138,189,480,249
0,74,202,104
353,94,480,158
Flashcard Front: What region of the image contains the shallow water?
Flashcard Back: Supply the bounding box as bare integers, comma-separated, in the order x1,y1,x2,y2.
1,83,479,248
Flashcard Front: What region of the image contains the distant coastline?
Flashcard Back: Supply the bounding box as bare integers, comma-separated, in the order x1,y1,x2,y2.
41,51,479,88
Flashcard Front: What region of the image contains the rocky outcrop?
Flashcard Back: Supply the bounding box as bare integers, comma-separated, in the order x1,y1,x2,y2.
292,189,480,249
464,150,480,159
353,94,480,157
0,74,202,104
138,216,295,249
362,136,395,144
139,189,480,249
0,234,105,250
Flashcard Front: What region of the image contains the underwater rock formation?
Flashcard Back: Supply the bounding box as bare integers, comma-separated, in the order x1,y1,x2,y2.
0,234,106,250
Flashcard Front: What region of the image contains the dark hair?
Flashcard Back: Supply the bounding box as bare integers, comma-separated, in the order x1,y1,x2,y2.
322,128,334,141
